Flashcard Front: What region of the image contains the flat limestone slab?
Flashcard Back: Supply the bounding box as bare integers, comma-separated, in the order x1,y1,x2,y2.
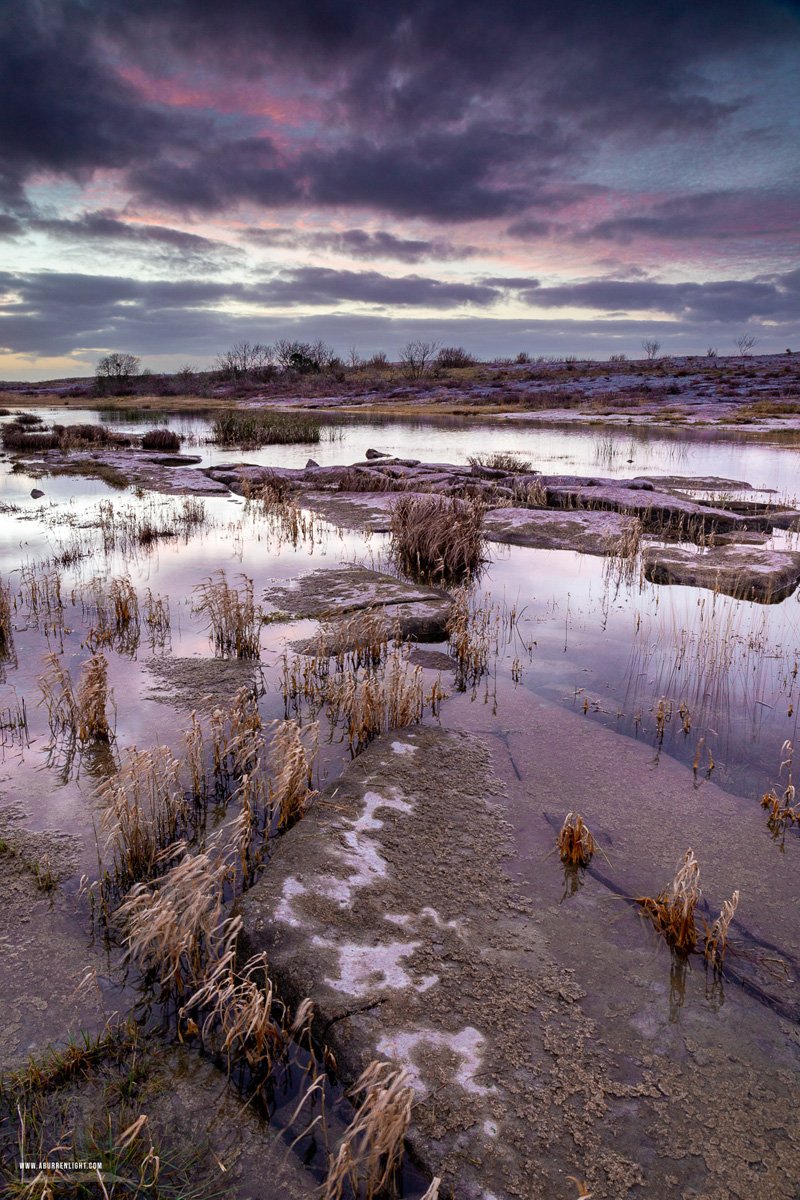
483,506,637,555
263,562,452,641
238,728,597,1200
643,543,800,601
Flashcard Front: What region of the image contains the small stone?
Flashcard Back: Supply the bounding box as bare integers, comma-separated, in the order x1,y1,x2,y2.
30,488,45,499
365,448,389,459
305,458,320,468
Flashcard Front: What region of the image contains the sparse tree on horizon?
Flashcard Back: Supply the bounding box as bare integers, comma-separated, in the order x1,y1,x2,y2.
734,332,758,357
641,339,662,361
399,340,439,379
215,341,274,380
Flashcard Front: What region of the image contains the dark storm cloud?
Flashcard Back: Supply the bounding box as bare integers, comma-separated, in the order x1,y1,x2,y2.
244,227,477,263
520,275,800,323
0,4,204,209
3,268,800,363
258,268,498,307
30,211,223,253
0,267,502,355
0,215,22,237
1,1,797,222
582,191,800,243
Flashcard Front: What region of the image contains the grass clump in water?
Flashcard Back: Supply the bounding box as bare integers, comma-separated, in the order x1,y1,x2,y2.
211,408,320,446
557,812,595,867
467,451,532,472
38,652,114,742
192,570,261,658
636,848,701,954
389,493,487,582
141,427,182,451
324,1060,413,1200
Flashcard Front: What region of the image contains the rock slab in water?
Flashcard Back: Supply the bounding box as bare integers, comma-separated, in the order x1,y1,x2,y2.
643,543,800,601
264,562,452,641
237,728,592,1199
483,506,638,555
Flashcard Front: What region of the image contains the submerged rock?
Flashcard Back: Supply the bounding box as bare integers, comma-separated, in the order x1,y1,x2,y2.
264,562,452,641
484,506,637,555
643,544,800,601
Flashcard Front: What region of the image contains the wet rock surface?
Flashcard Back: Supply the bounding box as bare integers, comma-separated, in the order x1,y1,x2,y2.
484,506,637,554
239,710,800,1199
144,656,261,709
643,543,800,601
264,563,453,641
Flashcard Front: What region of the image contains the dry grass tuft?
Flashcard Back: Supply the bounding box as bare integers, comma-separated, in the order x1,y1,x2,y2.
118,848,227,995
760,739,798,827
181,947,287,1075
38,652,114,741
324,1061,413,1200
468,451,532,473
389,493,487,581
636,849,701,954
703,890,739,968
557,812,595,866
193,570,261,658
446,586,503,690
99,745,186,888
0,575,12,650
269,719,318,828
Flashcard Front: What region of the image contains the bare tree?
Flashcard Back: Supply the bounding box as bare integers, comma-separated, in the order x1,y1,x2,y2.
96,352,140,382
734,332,758,357
347,345,363,368
641,339,662,361
215,341,274,379
398,340,439,379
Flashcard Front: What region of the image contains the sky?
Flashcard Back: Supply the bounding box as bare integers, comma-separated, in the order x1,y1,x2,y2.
1,0,799,379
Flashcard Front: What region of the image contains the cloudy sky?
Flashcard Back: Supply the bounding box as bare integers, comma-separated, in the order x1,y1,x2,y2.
2,0,799,379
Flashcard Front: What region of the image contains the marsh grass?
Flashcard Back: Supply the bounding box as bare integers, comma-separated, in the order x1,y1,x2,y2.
323,1061,413,1200
467,451,532,473
636,849,701,954
193,571,261,658
18,561,64,628
0,575,12,651
140,428,182,451
702,890,739,968
82,575,140,654
557,812,595,866
760,738,799,840
38,652,114,742
282,641,440,756
211,409,321,446
389,493,487,582
96,496,207,556
143,589,170,649
269,719,318,828
447,586,507,690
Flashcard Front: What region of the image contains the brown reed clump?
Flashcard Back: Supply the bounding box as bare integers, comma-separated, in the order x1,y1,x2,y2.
118,848,227,995
324,1061,413,1200
140,427,182,451
760,739,797,827
38,652,114,741
636,848,701,954
468,451,532,473
557,812,595,867
0,575,12,650
446,586,502,689
181,946,287,1075
19,561,64,626
703,890,739,968
192,569,261,658
389,493,487,582
99,745,186,887
267,719,318,828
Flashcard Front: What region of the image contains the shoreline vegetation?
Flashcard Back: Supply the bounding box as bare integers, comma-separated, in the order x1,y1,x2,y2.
1,349,799,436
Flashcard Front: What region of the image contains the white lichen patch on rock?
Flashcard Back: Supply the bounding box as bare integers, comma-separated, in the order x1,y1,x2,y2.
376,1026,493,1097
316,936,438,995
